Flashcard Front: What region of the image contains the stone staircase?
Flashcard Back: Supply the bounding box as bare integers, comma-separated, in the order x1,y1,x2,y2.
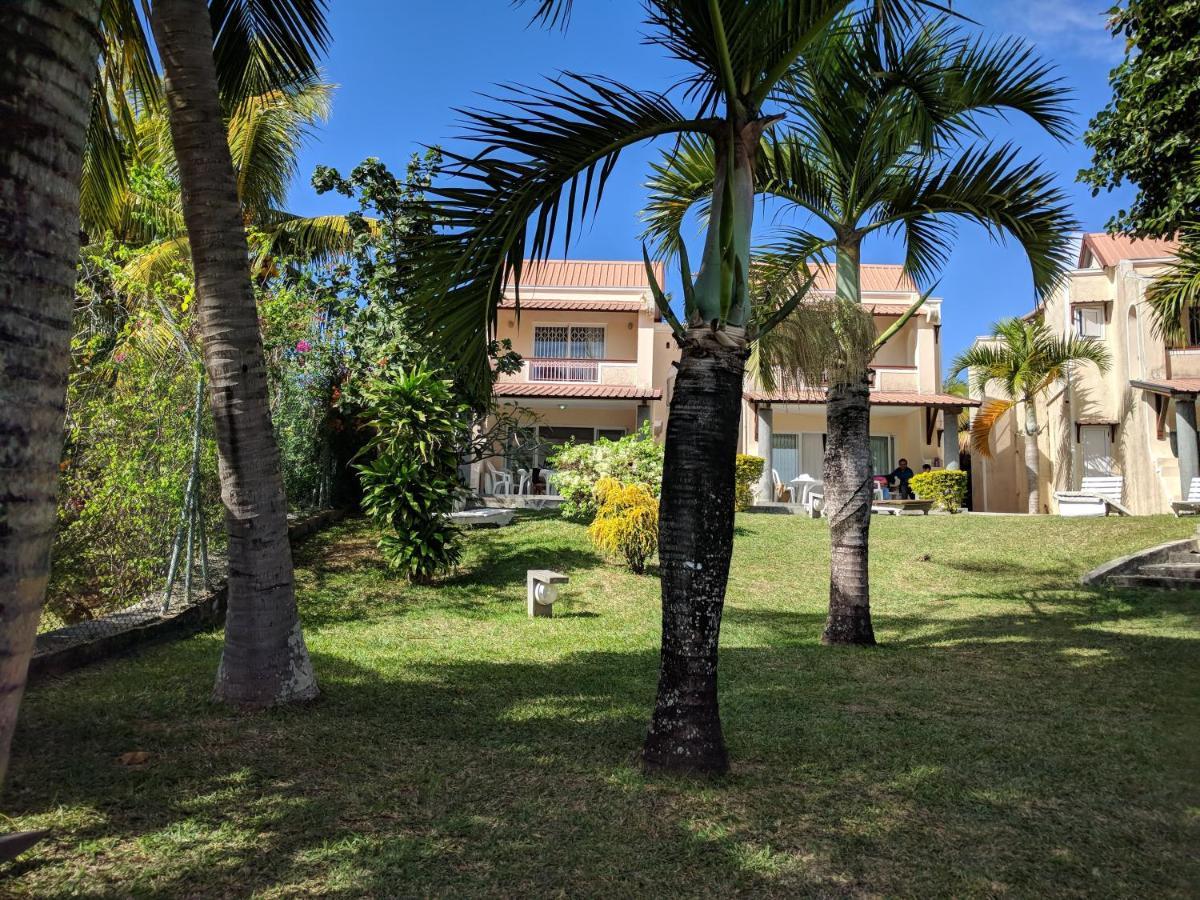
1106,543,1200,590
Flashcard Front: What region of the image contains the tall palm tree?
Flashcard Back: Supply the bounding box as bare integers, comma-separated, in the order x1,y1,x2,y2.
950,318,1111,514
643,17,1076,645
0,0,104,791
413,1,938,775
148,0,326,706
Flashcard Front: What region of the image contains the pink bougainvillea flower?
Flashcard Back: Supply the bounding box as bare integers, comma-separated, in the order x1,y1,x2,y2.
295,340,312,353
113,351,127,363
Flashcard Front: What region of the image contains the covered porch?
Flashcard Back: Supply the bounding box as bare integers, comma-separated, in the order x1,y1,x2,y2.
468,383,659,499
745,389,976,507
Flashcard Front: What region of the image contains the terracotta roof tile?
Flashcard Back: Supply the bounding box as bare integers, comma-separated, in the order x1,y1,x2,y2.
495,383,661,400
1080,233,1179,268
1132,377,1200,396
504,259,663,289
498,298,644,312
746,388,978,407
810,263,917,293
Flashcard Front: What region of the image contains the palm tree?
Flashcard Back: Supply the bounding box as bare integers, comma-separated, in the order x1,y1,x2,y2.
413,1,939,774
642,17,1076,645
950,318,1111,514
84,70,361,284
1144,233,1200,345
0,0,104,790
148,0,326,707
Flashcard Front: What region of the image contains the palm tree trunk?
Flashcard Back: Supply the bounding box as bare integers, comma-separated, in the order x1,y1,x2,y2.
1023,399,1040,514
151,0,317,706
822,239,876,646
642,329,744,776
642,120,765,775
0,0,101,786
822,374,876,645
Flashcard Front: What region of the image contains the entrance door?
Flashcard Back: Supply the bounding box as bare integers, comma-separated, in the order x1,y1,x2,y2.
1080,425,1114,478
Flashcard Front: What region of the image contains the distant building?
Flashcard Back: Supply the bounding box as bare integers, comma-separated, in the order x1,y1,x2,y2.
971,233,1182,514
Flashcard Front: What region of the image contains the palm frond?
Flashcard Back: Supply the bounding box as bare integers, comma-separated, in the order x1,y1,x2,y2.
209,0,331,107
412,73,710,397
1145,234,1200,345
969,397,1015,458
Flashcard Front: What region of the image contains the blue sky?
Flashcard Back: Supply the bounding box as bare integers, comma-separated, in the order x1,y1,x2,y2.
288,0,1133,376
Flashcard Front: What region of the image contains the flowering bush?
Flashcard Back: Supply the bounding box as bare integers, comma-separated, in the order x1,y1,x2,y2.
587,477,659,574
548,423,663,521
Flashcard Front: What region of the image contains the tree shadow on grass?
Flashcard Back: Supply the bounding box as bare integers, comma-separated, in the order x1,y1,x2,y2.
6,591,1198,898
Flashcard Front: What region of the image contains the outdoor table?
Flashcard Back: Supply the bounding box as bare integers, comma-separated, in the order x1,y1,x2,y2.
790,475,817,506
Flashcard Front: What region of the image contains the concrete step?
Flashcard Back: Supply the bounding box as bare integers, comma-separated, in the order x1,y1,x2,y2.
1108,574,1200,591
1166,549,1200,563
1140,563,1200,579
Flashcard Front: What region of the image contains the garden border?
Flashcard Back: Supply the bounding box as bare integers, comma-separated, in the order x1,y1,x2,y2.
28,509,345,683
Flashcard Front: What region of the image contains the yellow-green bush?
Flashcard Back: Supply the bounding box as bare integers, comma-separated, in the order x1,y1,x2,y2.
735,454,765,510
587,477,659,574
910,468,968,512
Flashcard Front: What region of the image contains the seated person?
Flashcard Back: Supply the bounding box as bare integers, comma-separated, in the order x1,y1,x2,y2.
921,463,932,474
888,458,916,499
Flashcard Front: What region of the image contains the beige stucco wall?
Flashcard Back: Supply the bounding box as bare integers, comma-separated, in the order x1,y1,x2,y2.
972,256,1183,515
496,308,640,361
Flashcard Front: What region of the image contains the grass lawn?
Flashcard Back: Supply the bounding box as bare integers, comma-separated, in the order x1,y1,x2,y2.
4,512,1199,897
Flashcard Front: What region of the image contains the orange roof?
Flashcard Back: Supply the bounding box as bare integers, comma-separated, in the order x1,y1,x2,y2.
811,263,917,294
1080,233,1179,268
498,298,643,312
746,388,978,407
495,383,661,400
505,259,663,290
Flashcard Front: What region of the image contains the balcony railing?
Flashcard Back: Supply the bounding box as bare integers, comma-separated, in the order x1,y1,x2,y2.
529,358,600,383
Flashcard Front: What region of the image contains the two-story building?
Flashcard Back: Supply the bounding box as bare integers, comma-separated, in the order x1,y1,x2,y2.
970,232,1181,514
473,259,974,503
740,265,973,501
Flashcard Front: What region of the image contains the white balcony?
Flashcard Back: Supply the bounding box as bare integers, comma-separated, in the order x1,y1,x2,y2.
520,358,639,386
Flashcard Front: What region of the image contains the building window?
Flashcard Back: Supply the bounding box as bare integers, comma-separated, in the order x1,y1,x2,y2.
597,428,626,442
869,435,895,476
1073,305,1104,339
533,324,605,359
1188,307,1200,347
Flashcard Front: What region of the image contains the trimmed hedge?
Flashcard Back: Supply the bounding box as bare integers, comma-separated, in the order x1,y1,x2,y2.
735,454,765,510
910,468,968,512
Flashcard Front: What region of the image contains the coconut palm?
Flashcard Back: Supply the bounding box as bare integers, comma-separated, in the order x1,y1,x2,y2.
0,0,331,789
0,0,105,791
642,16,1076,645
148,0,326,707
85,70,361,284
412,1,943,774
950,317,1111,514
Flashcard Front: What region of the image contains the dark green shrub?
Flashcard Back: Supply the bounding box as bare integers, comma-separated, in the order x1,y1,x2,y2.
910,469,968,512
357,365,466,582
735,454,765,510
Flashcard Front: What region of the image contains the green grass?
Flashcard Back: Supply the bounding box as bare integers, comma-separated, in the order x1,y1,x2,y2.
4,512,1199,897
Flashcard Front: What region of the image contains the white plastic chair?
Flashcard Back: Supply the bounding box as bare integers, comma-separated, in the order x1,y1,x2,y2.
516,468,531,496
805,481,825,516
485,463,514,496
772,469,794,503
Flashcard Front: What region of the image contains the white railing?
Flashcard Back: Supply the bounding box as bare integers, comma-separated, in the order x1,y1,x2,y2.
529,359,600,383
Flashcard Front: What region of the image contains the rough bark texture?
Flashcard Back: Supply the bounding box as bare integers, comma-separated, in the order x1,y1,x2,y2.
642,328,745,776
822,375,876,646
151,0,317,706
0,0,100,786
1023,401,1040,514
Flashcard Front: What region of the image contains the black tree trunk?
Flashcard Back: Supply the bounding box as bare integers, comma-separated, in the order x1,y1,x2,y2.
642,329,745,776
822,374,876,646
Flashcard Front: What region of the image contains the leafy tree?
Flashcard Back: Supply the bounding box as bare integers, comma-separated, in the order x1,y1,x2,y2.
411,0,943,777
644,17,1075,645
1079,0,1200,237
950,318,1111,514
